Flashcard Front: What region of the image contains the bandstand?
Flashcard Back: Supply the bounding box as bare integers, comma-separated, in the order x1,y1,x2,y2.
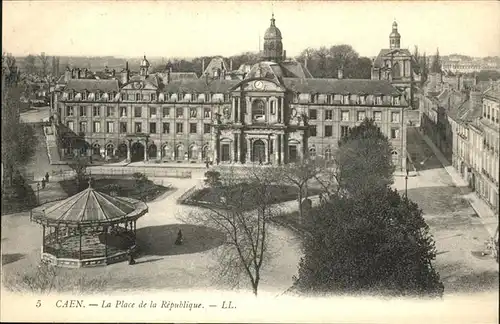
30,181,148,268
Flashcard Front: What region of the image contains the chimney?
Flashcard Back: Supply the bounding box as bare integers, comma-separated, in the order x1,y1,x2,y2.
283,50,287,60
121,62,130,84
205,72,209,85
166,68,171,84
338,68,343,79
76,68,81,79
202,59,205,76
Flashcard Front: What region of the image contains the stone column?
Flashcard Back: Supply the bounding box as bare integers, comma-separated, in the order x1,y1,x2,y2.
264,140,269,163
280,98,284,123
235,134,240,162
127,139,132,162
281,135,286,164
275,136,280,164
247,138,252,163
143,140,149,161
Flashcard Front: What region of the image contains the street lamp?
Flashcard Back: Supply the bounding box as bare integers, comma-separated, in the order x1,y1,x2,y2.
36,182,40,205
405,168,409,199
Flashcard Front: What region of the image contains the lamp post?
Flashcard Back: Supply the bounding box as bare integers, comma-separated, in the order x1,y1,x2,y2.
405,168,409,199
36,182,40,205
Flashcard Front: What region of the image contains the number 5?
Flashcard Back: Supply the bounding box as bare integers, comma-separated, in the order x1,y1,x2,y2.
36,300,41,308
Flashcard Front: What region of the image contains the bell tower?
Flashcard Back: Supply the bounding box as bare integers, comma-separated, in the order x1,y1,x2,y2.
262,14,284,63
389,21,401,49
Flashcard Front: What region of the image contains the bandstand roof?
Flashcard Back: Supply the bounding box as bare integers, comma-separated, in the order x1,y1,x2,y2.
32,186,148,227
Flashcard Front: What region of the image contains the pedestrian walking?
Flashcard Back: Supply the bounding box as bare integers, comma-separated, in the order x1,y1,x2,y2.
175,229,183,245
205,160,210,169
128,251,136,265
45,172,50,183
41,178,46,189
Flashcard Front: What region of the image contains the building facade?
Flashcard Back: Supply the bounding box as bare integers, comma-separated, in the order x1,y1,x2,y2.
53,17,409,171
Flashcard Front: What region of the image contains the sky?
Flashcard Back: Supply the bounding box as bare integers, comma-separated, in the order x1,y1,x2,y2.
3,1,500,59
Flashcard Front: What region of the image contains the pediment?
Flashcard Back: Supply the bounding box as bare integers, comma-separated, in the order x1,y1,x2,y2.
121,81,158,91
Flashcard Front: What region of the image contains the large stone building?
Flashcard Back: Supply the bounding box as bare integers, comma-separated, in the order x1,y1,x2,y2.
53,17,409,170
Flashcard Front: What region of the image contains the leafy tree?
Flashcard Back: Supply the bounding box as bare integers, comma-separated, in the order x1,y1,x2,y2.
294,187,444,297
204,170,222,187
38,52,50,78
180,167,278,296
68,157,88,191
336,118,395,196
430,48,442,74
24,55,38,75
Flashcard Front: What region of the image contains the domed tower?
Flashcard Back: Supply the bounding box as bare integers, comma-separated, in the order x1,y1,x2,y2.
263,14,284,63
140,55,150,76
389,21,401,49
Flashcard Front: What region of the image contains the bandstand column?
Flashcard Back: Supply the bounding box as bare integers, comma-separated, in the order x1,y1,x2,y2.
79,226,82,260
143,141,148,161
42,225,46,252
247,138,252,163
275,137,280,164
127,140,131,161
104,226,108,258
134,220,137,239
264,140,269,163
281,135,286,164
280,98,284,123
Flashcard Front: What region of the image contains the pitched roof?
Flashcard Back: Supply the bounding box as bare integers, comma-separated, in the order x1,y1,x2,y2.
34,186,148,225
373,48,413,68
129,74,160,88
280,61,313,78
282,78,403,96
156,72,198,82
484,87,500,101
163,79,239,93
203,57,228,75
66,79,119,92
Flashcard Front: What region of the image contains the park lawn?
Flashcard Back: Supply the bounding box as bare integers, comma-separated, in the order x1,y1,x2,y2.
188,184,323,210
59,177,171,202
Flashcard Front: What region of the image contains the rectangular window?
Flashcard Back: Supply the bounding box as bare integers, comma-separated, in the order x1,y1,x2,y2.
374,111,382,121
341,126,350,137
391,112,400,123
325,109,333,120
106,121,114,133
310,125,317,137
325,125,333,137
93,106,100,117
190,123,197,134
204,108,211,118
163,107,170,117
149,122,157,134
359,96,366,105
309,109,317,120
134,107,142,118
391,128,400,139
376,96,383,105
119,122,127,133
357,111,366,121
343,95,350,104
176,123,183,134
67,121,74,131
176,108,183,118
95,92,100,101
393,96,400,105
67,92,73,100
79,106,86,117
135,93,140,101
80,121,87,133
151,93,156,101
190,108,197,118
341,111,349,121
150,107,157,118
162,122,170,134
66,106,74,117
120,107,127,117
270,101,276,114
93,121,100,132
142,94,147,101
106,106,115,117
135,122,142,133
204,123,211,134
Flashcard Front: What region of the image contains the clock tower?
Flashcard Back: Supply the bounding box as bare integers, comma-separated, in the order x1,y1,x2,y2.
262,14,284,63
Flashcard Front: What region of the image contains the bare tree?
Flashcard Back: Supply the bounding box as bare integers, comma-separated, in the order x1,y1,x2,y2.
24,55,37,75
179,166,280,296
38,52,50,78
273,159,323,223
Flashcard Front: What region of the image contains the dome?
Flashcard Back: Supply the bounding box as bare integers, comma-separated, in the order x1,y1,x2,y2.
390,21,400,38
264,14,282,39
140,55,150,68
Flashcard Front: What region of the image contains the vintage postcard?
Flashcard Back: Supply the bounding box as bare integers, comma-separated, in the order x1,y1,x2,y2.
1,0,499,323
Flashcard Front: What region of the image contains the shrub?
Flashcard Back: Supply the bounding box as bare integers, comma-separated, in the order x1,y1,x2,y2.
204,171,222,187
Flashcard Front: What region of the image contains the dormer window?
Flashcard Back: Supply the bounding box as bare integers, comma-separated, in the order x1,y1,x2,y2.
151,93,156,101
393,96,400,105
359,95,366,105
184,93,191,101
95,92,100,101
135,93,140,101
376,96,383,105
343,95,350,104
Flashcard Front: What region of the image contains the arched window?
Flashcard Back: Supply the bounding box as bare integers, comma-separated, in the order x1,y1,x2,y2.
106,143,114,157
202,145,209,160
309,147,316,158
392,62,401,79
161,144,169,158
252,99,266,123
188,145,196,159
92,143,100,156
175,145,183,160
149,144,157,159
391,150,399,165
324,149,332,160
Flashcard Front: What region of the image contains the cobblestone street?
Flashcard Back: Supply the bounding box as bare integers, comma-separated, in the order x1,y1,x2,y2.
393,127,498,294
